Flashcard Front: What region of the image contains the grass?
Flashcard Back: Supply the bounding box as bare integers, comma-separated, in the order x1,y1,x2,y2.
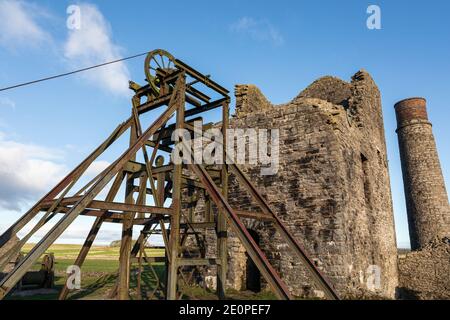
7,244,166,300
21,243,165,260
8,244,275,300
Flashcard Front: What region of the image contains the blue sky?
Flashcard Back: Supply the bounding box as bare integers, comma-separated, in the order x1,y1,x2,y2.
0,0,449,248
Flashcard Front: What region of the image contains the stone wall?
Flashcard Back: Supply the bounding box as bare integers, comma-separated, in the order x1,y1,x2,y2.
398,237,450,299
182,70,399,299
224,70,398,298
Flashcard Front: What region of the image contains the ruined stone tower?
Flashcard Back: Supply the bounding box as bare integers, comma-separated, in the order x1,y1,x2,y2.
187,70,399,298
394,98,450,250
199,70,397,298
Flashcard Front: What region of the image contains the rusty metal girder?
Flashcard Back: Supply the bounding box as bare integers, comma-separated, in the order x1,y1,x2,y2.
228,163,339,300
186,160,292,300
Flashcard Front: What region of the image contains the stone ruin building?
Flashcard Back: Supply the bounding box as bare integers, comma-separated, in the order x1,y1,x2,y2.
184,70,449,299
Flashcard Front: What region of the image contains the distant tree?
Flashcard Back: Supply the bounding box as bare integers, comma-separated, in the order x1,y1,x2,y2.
109,240,122,247
109,239,141,247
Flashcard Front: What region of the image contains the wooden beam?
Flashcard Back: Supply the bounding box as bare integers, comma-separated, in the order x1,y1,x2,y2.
217,100,228,299
186,85,210,103
137,93,171,114
123,161,173,175
174,58,229,96
178,258,220,266
145,140,172,153
180,222,216,229
185,97,228,118
131,256,166,264
39,197,173,215
235,210,274,222
166,74,185,300
41,206,157,225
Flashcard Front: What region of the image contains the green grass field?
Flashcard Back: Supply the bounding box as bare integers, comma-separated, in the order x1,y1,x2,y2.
7,244,276,300
7,244,166,300
21,243,165,261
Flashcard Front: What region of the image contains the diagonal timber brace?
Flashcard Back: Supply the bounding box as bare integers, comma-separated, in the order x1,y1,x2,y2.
0,76,185,299
0,119,131,250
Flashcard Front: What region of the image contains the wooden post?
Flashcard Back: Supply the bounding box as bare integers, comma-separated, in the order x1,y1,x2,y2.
117,102,139,300
166,74,185,300
156,156,165,207
217,101,229,299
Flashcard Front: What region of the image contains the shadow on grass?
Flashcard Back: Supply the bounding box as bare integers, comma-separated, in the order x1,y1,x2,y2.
68,264,167,300
130,264,166,300
68,273,118,300
7,263,279,300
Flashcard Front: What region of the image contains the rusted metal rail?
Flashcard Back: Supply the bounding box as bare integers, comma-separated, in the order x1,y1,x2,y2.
186,160,292,299
227,163,339,300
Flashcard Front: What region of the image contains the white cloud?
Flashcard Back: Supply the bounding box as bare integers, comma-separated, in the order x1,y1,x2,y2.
85,160,111,177
16,219,164,245
230,17,284,46
0,0,51,49
0,130,115,213
0,132,67,211
0,97,16,109
63,3,130,96
17,219,118,244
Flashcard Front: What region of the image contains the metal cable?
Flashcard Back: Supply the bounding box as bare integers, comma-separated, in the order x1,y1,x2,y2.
0,51,151,92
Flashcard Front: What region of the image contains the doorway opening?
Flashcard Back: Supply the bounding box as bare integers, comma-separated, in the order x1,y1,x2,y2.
245,229,261,292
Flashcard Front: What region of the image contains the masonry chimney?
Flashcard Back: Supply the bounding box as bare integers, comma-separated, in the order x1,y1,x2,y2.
395,97,450,250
